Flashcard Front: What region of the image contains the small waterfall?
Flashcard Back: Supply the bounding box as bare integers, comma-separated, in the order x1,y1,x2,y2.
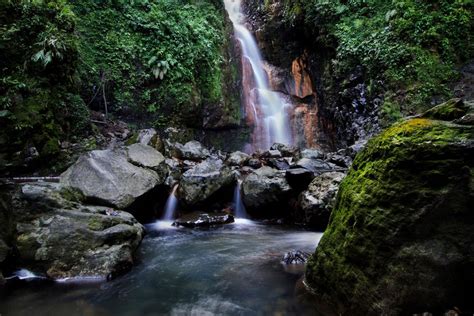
224,0,292,150
233,180,248,219
162,185,178,221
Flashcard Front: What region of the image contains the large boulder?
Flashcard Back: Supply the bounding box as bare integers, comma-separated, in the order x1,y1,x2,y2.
226,151,250,166
242,166,292,214
9,183,145,280
298,172,345,229
305,114,474,314
127,143,166,169
178,158,235,207
60,149,163,209
175,141,210,161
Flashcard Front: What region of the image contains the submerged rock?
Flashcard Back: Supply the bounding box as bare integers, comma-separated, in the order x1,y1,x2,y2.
173,212,234,228
9,183,145,280
282,250,311,265
178,158,235,207
305,111,474,314
60,149,162,209
298,172,345,229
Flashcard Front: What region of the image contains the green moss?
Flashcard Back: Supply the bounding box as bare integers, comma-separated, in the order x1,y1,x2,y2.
87,217,104,231
422,98,470,121
305,111,474,313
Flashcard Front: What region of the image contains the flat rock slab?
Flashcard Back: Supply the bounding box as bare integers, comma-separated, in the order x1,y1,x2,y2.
173,212,234,228
60,149,162,209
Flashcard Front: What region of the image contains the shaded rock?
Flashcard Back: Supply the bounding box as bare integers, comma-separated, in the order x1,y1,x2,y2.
175,141,210,161
262,149,282,158
299,148,324,160
267,158,290,170
247,158,262,169
226,151,250,166
325,153,352,168
60,149,162,209
178,158,235,207
298,172,345,229
137,128,157,145
293,158,336,173
422,98,469,121
10,183,145,280
242,166,291,214
173,212,234,228
127,143,166,170
270,143,298,157
282,250,311,265
305,116,474,314
285,168,315,192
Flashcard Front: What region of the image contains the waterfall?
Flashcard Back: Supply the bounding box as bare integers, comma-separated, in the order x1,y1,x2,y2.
233,180,248,219
224,0,292,151
162,185,178,221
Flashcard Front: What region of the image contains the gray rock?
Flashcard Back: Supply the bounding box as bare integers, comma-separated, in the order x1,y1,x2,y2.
227,151,250,166
242,166,291,211
267,158,290,170
175,141,210,161
270,143,298,157
60,149,162,209
173,212,234,228
178,158,235,206
247,158,262,169
137,128,157,145
298,172,345,229
12,183,145,279
294,158,336,173
285,168,315,191
300,148,324,160
127,143,166,169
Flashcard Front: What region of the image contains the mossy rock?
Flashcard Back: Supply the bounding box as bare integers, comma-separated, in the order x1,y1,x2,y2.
305,111,474,314
421,98,470,121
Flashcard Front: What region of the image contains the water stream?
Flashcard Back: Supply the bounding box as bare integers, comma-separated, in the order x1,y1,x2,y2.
233,180,248,219
1,222,323,315
224,0,292,150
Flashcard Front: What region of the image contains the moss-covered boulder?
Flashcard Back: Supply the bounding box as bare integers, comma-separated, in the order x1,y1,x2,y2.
305,108,474,314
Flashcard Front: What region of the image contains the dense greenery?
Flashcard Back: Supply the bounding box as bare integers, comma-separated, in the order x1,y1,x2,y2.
0,0,87,163
72,0,232,126
281,0,473,122
0,0,236,172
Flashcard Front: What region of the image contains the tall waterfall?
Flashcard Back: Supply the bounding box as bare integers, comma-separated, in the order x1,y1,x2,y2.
224,0,292,151
233,180,248,219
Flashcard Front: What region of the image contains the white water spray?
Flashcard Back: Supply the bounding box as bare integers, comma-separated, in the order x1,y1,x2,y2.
224,0,292,150
162,185,178,221
233,180,248,219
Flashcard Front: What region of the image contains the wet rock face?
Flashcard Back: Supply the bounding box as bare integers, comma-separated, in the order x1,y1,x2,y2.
241,166,292,216
178,158,235,207
173,212,234,228
305,105,474,314
298,172,345,230
7,183,145,280
60,148,164,209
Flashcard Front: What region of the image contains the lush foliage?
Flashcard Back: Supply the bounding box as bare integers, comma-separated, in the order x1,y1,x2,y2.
283,0,473,121
72,0,229,126
0,0,88,163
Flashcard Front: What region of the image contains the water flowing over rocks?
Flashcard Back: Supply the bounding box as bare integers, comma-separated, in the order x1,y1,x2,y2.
1,182,144,280
60,148,164,209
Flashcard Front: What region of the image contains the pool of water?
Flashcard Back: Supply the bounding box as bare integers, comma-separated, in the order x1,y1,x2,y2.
0,220,323,315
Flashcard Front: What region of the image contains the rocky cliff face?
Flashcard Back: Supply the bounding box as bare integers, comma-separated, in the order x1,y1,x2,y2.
305,100,474,314
242,0,381,150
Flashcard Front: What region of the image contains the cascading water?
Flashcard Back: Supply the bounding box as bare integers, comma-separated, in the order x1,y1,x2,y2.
233,179,248,219
162,185,178,221
224,0,292,151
